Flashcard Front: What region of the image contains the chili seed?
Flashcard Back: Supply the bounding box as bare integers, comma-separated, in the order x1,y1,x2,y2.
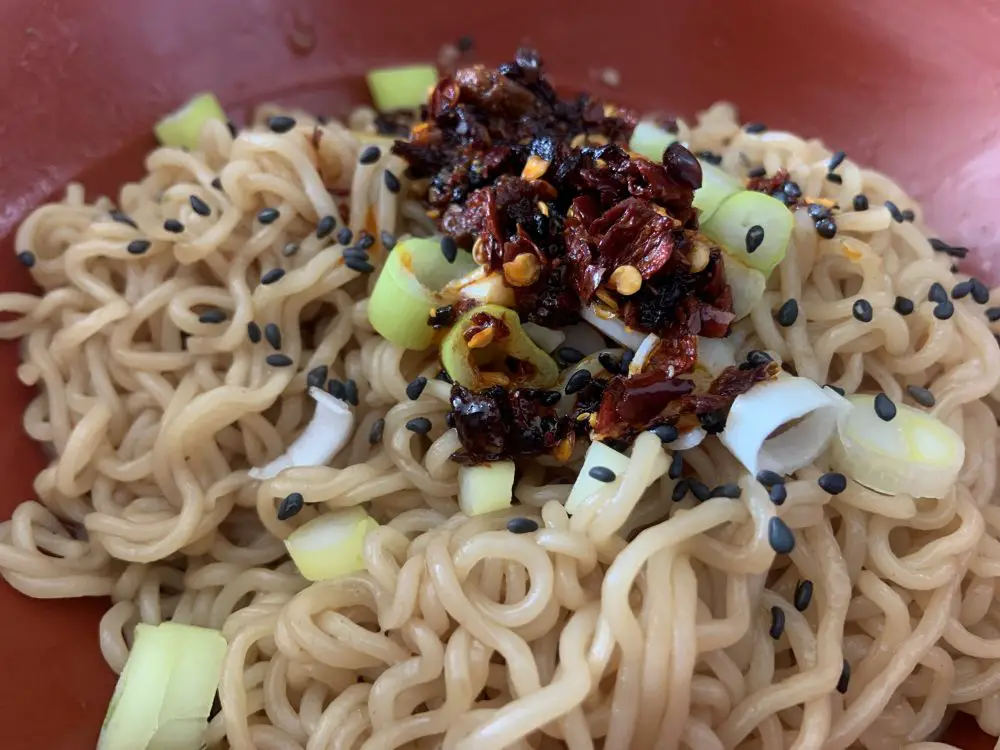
710,483,741,499
826,173,843,185
189,195,211,216
589,466,616,483
985,307,1000,322
815,217,837,239
598,351,621,374
972,278,991,305
933,300,955,320
277,492,304,521
506,517,539,534
316,215,336,239
745,225,765,254
163,218,184,233
110,210,138,228
306,365,328,389
651,424,680,444
874,392,896,421
668,451,684,479
264,323,281,350
952,280,973,299
327,379,346,400
768,517,795,554
557,346,584,364
343,379,359,406
358,145,381,165
380,231,397,251
776,298,799,327
406,376,428,401
337,227,353,245
260,268,286,285
257,208,280,225
745,122,767,133
198,308,227,324
672,479,690,502
564,369,592,395
794,579,814,611
852,194,869,212
769,606,785,639
769,483,788,505
406,417,432,434
440,235,458,263
818,472,847,495
852,299,873,322
690,480,711,502
384,170,401,193
267,115,297,133
756,469,783,487
346,257,375,274
828,150,846,172
837,660,851,694
893,296,914,315
266,353,293,367
17,250,36,268
906,385,935,407
368,417,385,444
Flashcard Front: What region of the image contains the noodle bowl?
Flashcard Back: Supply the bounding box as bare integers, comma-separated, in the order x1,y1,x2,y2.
1,85,999,750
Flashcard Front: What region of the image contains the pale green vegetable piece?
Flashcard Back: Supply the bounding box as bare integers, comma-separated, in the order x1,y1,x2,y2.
565,442,634,514
628,120,677,161
154,93,227,151
721,254,766,320
693,162,743,223
458,461,516,516
285,507,378,581
702,191,793,276
366,65,439,112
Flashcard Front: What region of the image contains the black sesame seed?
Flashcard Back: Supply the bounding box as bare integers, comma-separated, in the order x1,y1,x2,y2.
342,247,370,261
598,351,621,374
836,660,851,694
440,236,458,263
756,469,783,487
316,215,336,239
972,278,991,305
768,517,795,554
539,390,561,407
769,483,788,505
564,369,592,395
110,210,138,228
651,424,680,444
260,268,286,285
588,465,616,483
825,384,846,397
852,194,869,212
337,227,353,245
380,231,397,251
933,300,955,320
163,218,185,233
747,166,767,179
852,299,873,322
668,451,684,479
368,417,385,444
747,350,773,367
794,579,814,611
884,200,904,223
306,365,328,389
345,257,375,274
815,217,837,239
745,225,765,254
226,121,238,138
873,392,897,421
506,517,539,534
620,349,635,371
906,385,935,407
266,353,293,368
211,177,223,191
929,238,969,259
16,250,36,268
818,472,847,495
267,115,297,134
951,280,973,299
247,322,262,344
769,606,785,639
986,307,1000,322
556,346,584,364
776,298,799,327
782,181,802,199
383,170,401,193
263,323,282,350
826,173,843,185
745,122,767,134
282,242,300,257
356,232,375,251
436,369,453,384
928,282,948,303
893,296,914,315
710,483,741,499
343,379,359,406
257,208,280,225
327,379,346,400
277,492,304,521
189,195,211,216
358,145,381,165
807,203,830,219
697,150,722,166
699,410,727,435
198,308,227,324
901,209,915,222
671,479,690,502
406,417,432,434
406,376,428,401
690,480,711,502
828,150,846,172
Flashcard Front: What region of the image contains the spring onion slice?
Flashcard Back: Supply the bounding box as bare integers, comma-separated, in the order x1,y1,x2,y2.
458,461,516,516
99,622,227,750
580,305,647,350
368,237,478,349
366,65,438,112
249,387,354,480
628,120,677,161
154,93,227,151
555,348,625,417
440,304,559,389
522,322,567,353
702,191,793,276
565,440,669,514
693,162,743,223
830,394,964,499
720,374,848,476
285,507,379,581
722,254,766,320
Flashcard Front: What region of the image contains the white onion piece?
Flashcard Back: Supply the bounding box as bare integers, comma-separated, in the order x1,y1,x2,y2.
559,322,608,357
522,322,566,353
580,305,647,350
629,333,661,374
249,387,354,480
720,375,848,476
458,461,516,516
722,254,766,320
830,394,965,499
666,426,707,451
285,507,378,581
696,337,738,376
565,440,668,514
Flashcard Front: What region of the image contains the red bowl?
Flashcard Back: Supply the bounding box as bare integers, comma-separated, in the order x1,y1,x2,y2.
1,1,998,747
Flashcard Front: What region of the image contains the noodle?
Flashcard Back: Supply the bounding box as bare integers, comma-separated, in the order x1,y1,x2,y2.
1,98,999,750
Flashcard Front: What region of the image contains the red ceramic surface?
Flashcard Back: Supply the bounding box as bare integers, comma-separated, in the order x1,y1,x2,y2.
1,1,998,747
